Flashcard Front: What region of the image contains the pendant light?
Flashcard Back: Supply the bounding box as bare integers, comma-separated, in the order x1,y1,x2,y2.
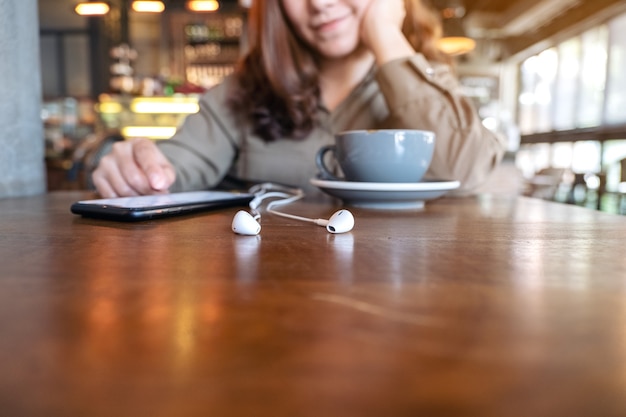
74,1,110,16
186,0,220,12
131,1,165,13
436,0,476,56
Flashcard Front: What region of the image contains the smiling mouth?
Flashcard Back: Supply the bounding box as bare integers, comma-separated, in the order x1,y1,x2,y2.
313,14,350,34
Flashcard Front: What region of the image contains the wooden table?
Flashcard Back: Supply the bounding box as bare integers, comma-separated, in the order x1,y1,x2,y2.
1,191,626,417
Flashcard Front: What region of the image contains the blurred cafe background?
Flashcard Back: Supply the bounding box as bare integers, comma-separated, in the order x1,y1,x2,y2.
4,0,626,214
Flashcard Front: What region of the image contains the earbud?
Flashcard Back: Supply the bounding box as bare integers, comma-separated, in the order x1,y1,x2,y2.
232,210,261,235
314,209,355,234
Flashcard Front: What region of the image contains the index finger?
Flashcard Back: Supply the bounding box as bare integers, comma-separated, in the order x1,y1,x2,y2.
131,138,176,192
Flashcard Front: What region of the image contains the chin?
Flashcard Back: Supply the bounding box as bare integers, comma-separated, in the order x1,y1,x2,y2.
318,39,360,59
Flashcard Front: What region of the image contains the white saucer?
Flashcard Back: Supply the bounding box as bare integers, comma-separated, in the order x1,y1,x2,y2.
310,177,460,209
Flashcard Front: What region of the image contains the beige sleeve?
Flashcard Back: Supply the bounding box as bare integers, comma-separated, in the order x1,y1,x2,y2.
156,79,240,192
375,54,507,193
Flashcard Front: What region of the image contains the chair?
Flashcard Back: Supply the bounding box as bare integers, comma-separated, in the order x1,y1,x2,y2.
564,172,587,205
618,158,626,214
523,167,566,201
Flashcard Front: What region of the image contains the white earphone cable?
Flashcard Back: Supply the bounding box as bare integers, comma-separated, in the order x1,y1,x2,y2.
247,184,324,225
266,195,318,225
233,183,354,234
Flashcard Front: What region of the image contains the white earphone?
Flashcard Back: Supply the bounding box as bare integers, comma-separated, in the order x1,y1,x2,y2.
231,183,355,236
231,210,262,235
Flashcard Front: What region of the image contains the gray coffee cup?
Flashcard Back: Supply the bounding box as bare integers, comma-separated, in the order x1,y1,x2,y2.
316,129,436,183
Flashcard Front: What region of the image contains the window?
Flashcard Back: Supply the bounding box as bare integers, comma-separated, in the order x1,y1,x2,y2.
39,30,91,98
552,37,580,131
577,26,608,128
518,48,558,134
605,13,626,124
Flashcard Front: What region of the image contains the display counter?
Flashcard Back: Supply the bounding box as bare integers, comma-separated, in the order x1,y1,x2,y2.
97,94,201,140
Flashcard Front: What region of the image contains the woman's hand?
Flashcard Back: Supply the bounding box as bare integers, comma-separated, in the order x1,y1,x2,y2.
360,0,413,64
92,138,176,198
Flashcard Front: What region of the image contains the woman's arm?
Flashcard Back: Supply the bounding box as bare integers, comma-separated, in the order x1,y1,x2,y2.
376,55,506,192
156,79,241,192
358,0,505,192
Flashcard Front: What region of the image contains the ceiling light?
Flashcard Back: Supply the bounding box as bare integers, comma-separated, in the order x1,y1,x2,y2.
186,0,220,12
74,1,110,16
437,35,476,56
132,1,165,13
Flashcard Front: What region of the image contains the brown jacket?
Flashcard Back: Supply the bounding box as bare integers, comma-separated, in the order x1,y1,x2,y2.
158,54,506,195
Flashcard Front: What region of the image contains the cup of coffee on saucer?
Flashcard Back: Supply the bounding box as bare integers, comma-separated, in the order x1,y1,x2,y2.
312,129,459,209
315,129,435,183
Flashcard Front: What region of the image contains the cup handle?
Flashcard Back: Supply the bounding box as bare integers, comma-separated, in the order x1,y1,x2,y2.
316,145,342,181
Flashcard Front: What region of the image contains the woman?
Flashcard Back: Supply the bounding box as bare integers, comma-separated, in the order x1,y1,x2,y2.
92,0,505,198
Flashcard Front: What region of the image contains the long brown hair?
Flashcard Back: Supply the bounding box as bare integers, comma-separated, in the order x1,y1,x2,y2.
228,0,448,142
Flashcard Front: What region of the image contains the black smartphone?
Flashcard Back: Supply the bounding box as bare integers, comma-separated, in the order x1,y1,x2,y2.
70,190,254,221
